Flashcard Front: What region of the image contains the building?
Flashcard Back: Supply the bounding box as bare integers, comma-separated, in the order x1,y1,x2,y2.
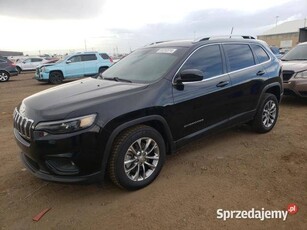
258,19,307,49
0,50,24,57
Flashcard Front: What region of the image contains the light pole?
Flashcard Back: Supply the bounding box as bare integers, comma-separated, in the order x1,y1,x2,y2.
275,16,279,27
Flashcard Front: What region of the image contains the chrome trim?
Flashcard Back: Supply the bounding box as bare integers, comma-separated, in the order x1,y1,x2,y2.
172,42,272,85
13,108,34,140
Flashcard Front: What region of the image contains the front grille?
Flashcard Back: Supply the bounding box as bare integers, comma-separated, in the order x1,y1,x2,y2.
282,71,295,82
36,68,40,75
13,108,34,140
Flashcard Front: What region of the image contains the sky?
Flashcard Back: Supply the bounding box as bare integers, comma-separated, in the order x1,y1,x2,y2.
0,0,307,55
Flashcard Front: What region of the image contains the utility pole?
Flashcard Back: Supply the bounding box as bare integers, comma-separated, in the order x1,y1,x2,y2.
84,39,87,51
275,16,279,27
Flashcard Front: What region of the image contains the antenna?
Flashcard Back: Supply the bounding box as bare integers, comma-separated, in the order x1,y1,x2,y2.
230,27,234,38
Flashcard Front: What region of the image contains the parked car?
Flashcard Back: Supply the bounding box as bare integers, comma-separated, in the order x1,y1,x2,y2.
15,57,46,73
0,57,18,82
35,52,113,84
270,46,283,59
281,42,307,97
14,38,282,190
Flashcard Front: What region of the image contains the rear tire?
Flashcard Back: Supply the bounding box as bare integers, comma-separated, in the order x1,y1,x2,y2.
16,66,22,74
108,125,166,190
49,71,63,84
99,67,108,74
252,93,279,133
0,71,10,82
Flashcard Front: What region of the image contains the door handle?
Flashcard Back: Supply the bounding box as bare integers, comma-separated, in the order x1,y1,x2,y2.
257,70,265,76
216,81,229,87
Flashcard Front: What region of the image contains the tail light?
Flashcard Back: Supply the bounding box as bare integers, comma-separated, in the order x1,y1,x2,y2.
109,57,113,63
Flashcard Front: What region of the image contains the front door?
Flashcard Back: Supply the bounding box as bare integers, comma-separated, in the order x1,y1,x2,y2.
65,55,84,78
171,44,232,140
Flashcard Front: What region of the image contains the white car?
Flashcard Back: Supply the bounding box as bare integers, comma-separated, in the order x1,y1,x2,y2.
15,57,47,73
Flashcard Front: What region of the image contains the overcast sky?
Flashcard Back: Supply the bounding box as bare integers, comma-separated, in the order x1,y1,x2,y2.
0,0,306,55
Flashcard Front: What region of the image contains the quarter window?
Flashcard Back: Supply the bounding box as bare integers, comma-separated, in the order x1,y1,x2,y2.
181,45,223,79
252,45,270,63
223,44,255,72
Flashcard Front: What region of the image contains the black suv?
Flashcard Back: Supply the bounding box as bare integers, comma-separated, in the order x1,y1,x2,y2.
14,38,282,190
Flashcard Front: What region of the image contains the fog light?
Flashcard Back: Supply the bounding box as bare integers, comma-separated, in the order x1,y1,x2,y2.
45,158,79,175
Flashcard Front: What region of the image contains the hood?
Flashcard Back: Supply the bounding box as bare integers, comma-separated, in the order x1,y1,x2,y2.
21,77,147,122
282,60,307,72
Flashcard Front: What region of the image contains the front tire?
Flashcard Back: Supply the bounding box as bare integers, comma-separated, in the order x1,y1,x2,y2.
108,125,166,190
49,71,63,84
252,93,279,133
0,71,10,82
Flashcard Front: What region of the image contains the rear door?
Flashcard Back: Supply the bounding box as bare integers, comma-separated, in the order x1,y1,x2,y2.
172,44,232,140
82,54,98,75
222,43,265,118
65,55,84,78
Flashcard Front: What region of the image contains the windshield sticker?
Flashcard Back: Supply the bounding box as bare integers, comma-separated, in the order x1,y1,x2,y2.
157,48,177,54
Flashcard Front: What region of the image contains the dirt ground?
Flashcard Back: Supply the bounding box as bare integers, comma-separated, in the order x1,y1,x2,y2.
0,73,306,229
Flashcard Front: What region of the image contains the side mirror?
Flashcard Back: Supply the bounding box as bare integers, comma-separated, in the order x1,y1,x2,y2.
175,69,203,84
66,60,72,64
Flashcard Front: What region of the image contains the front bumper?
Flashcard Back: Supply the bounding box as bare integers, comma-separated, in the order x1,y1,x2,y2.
14,124,105,183
283,79,307,97
34,69,49,81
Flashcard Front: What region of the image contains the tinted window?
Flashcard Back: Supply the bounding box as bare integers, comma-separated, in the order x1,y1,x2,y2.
31,58,43,62
82,54,97,61
181,45,223,79
252,45,270,63
224,44,255,72
100,53,110,59
282,44,307,61
69,55,82,63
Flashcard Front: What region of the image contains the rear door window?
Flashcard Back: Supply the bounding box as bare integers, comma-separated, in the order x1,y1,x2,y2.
82,54,97,61
223,44,255,72
31,58,43,62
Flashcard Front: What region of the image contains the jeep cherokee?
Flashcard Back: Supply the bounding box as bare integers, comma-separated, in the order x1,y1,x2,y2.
14,38,282,190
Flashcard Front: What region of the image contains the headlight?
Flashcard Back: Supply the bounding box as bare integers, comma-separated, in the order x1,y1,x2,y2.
35,114,97,134
41,67,46,72
294,70,307,79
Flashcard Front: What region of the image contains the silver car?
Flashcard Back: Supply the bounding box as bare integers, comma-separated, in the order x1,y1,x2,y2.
281,42,307,97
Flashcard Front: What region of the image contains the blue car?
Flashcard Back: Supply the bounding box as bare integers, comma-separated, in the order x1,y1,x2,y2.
35,52,113,84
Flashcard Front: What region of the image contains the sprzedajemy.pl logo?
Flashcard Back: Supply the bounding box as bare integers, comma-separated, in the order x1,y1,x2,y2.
217,204,298,221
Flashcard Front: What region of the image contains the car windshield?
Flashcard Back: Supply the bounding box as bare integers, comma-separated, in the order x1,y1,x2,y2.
101,47,187,83
282,44,307,61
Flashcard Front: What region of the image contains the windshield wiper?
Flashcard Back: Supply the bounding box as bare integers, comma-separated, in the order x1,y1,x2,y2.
282,58,307,61
104,77,132,83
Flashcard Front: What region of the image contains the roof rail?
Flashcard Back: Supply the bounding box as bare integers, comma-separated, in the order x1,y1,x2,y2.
199,35,256,42
146,40,172,46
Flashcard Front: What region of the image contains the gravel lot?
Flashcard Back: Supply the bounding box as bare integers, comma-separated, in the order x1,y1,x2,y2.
0,73,306,229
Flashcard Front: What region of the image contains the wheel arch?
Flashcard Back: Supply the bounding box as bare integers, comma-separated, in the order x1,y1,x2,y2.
99,115,174,181
49,70,64,78
0,70,10,77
